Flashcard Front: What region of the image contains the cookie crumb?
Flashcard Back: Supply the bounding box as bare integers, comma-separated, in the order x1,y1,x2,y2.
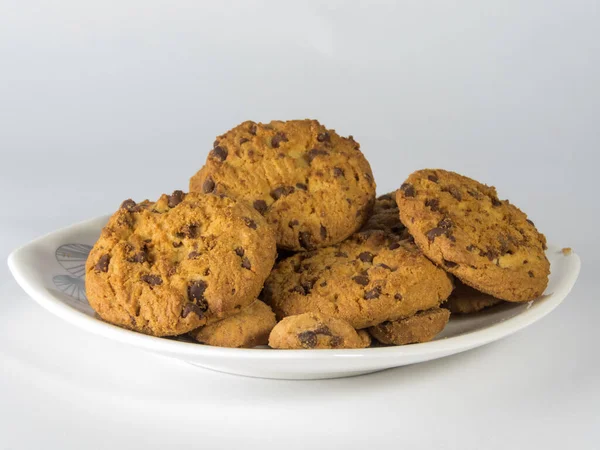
561,247,572,255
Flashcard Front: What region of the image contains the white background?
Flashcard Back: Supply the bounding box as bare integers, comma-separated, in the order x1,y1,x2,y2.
1,1,599,449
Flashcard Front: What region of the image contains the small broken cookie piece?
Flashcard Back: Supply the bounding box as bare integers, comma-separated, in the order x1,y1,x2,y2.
443,279,503,314
268,313,371,349
368,308,450,346
188,300,276,348
561,247,572,256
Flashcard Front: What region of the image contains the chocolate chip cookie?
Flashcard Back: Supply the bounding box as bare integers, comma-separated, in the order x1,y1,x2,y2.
268,312,371,349
443,280,503,314
189,120,376,250
361,192,407,238
368,308,450,345
263,230,454,329
86,191,277,336
188,299,276,348
396,169,549,302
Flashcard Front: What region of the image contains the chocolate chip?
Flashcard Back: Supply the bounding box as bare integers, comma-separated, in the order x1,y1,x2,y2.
317,132,330,143
528,271,534,278
364,286,381,300
400,183,415,197
442,185,462,201
239,137,249,144
167,190,185,208
94,254,110,272
491,197,502,207
210,146,228,162
181,302,207,319
203,268,211,276
173,241,183,248
425,198,440,212
377,263,395,271
352,275,370,286
358,252,374,263
394,293,403,300
120,199,138,212
388,242,401,250
202,178,215,193
313,325,332,336
298,331,317,348
249,123,257,135
271,186,295,200
443,259,458,268
180,223,199,238
141,274,162,286
439,217,453,229
235,247,245,257
428,174,439,183
335,251,348,258
298,231,316,250
129,251,148,263
290,285,306,295
241,257,252,270
333,167,345,177
305,148,329,163
253,200,268,215
243,217,258,229
188,251,200,260
320,225,327,240
526,219,535,226
467,189,483,199
330,336,343,347
188,280,207,303
479,248,499,261
426,227,446,242
296,183,308,191
466,244,477,252
271,132,288,148
320,281,328,287
288,220,299,228
300,278,317,294
213,140,220,148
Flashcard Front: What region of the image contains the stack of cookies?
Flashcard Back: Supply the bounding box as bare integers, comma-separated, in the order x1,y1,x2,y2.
85,120,550,349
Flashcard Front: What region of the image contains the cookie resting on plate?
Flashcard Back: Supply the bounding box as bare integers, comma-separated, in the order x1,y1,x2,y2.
86,191,277,337
189,119,376,251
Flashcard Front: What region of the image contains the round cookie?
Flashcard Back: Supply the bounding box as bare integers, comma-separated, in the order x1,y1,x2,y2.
263,230,454,329
269,313,371,349
188,300,276,348
368,308,450,345
396,169,550,302
360,192,407,238
189,119,376,251
443,280,503,314
86,191,277,337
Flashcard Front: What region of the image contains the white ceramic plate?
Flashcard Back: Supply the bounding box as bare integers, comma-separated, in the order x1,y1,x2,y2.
8,215,580,380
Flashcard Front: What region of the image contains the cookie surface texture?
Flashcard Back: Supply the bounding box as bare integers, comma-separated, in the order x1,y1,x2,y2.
189,119,376,250
396,169,549,302
86,191,277,336
188,300,276,348
268,312,371,349
263,230,454,329
368,308,450,345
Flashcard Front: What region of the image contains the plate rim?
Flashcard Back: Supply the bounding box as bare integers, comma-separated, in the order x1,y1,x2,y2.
7,214,581,361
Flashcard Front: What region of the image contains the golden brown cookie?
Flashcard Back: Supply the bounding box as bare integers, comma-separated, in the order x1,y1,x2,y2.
361,192,407,238
263,230,454,329
86,191,277,337
188,300,276,348
189,119,376,251
443,280,503,314
396,169,549,302
268,313,371,349
368,308,450,345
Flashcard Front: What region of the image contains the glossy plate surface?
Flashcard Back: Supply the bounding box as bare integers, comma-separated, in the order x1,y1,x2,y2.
7,215,580,379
